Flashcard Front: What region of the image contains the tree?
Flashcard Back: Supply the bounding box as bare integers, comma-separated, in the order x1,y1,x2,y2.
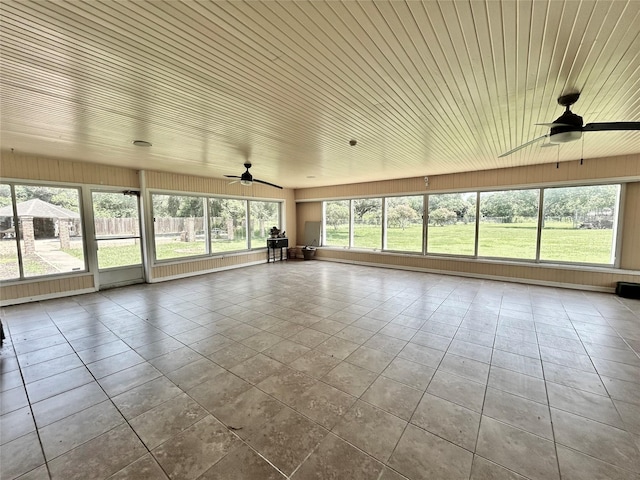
429,193,474,220
92,193,137,218
325,202,349,231
353,199,381,221
388,204,419,229
176,197,203,217
250,202,277,237
543,185,618,227
210,199,246,239
480,190,538,222
0,184,11,208
14,185,79,211
429,208,457,226
153,195,203,218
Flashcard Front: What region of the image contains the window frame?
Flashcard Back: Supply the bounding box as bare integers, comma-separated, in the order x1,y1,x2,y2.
537,183,621,267
319,181,624,268
149,189,283,264
0,181,89,281
476,187,541,262
425,191,478,258
383,194,425,254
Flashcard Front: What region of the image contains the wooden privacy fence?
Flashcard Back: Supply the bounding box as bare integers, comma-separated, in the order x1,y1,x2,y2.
94,217,140,236
153,217,205,235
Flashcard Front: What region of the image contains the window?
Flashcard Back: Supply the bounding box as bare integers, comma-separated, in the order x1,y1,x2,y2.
540,185,619,264
152,194,206,260
427,193,476,255
0,184,86,279
478,189,539,259
323,200,350,247
209,198,247,253
318,182,621,266
0,184,20,280
353,198,382,249
250,201,279,247
385,196,423,252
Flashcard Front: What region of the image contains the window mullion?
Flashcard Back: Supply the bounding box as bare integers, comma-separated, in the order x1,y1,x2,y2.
474,192,480,258
535,189,544,262
10,184,26,279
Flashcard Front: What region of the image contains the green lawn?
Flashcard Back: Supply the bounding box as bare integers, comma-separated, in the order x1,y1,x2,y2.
59,221,614,270
326,222,614,264
65,237,253,268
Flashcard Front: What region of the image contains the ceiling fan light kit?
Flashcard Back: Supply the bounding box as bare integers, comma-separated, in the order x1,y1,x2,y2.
499,92,640,157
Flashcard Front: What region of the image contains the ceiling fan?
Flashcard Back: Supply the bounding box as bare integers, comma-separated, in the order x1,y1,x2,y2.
224,162,283,189
499,92,640,157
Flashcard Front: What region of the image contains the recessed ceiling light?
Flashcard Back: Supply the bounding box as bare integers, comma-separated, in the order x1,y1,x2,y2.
132,140,152,147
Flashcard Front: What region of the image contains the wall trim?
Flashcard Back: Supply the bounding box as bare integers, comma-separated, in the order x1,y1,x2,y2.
315,257,619,293
149,259,266,283
295,176,640,203
1,287,97,307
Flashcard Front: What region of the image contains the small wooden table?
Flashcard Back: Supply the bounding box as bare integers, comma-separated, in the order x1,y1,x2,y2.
267,237,288,262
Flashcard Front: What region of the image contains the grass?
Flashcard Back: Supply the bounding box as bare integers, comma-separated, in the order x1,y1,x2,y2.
64,237,254,267
57,221,614,270
0,252,71,279
326,222,614,264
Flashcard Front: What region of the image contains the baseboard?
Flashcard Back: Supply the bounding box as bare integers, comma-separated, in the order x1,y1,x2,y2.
1,287,97,307
148,259,266,283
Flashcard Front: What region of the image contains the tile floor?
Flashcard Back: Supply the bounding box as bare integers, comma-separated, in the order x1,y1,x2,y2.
1,261,640,480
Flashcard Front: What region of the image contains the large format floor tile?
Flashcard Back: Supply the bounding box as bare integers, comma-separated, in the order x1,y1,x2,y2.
1,261,639,480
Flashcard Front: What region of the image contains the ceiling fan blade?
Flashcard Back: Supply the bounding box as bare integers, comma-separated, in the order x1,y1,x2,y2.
583,122,640,131
228,180,240,185
498,134,549,158
224,175,241,179
254,178,283,189
535,122,572,127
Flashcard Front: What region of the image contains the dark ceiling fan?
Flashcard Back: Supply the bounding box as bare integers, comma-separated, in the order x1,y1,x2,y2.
224,162,283,189
499,92,640,157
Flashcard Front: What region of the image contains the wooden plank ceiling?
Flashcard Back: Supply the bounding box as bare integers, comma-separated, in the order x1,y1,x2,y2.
1,0,639,189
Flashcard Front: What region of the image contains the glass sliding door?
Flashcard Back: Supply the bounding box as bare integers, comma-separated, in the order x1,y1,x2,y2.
92,191,144,288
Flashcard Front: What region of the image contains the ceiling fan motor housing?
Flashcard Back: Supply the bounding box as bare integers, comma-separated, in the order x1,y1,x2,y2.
549,110,583,143
241,171,253,184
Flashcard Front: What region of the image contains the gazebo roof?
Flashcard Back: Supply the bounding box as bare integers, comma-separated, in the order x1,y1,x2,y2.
0,198,80,219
